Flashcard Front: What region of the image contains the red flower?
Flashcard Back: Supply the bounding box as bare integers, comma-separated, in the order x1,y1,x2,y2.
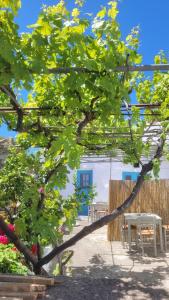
0,235,9,244
31,244,38,254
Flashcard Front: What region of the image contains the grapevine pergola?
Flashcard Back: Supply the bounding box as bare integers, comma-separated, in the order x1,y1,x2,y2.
0,0,169,275
0,63,168,154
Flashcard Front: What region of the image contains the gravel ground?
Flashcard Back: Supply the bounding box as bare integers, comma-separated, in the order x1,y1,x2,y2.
43,276,169,300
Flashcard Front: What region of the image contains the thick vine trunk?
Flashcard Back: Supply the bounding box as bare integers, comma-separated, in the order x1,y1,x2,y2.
0,207,13,224
35,160,150,269
0,216,38,266
35,140,164,270
0,140,164,274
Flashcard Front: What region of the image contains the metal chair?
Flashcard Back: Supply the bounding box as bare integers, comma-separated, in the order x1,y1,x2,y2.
94,202,108,221
162,225,169,251
88,205,93,223
121,223,137,248
137,217,157,256
88,202,108,222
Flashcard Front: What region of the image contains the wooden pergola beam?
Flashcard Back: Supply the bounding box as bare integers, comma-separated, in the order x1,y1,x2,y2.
114,64,169,72
0,103,163,112
48,64,169,75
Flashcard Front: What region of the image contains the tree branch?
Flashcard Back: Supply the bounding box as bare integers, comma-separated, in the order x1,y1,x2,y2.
0,85,23,131
121,58,143,167
0,207,13,224
0,216,37,266
44,150,64,184
76,96,99,142
77,112,94,139
35,138,165,269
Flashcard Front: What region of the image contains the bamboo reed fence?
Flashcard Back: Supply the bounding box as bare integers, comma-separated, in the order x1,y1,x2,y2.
107,179,169,241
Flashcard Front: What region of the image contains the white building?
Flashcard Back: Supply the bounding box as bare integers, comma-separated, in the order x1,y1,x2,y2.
61,155,169,214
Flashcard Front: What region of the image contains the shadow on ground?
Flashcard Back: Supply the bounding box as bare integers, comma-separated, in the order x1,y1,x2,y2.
44,275,169,300
43,222,169,299
44,253,169,300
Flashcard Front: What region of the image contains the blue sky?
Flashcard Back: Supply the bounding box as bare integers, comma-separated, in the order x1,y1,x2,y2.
16,0,169,63
1,0,169,137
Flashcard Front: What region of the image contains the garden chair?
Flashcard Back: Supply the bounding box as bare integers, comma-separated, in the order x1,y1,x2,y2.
94,202,108,221
88,202,108,222
121,220,137,248
88,205,94,223
137,217,157,256
162,225,169,251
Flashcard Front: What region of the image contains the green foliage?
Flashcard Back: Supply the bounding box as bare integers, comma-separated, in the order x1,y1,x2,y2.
0,147,80,247
0,0,21,15
73,173,97,208
52,250,73,276
0,0,146,163
75,0,84,7
0,0,168,269
153,159,160,179
0,244,28,275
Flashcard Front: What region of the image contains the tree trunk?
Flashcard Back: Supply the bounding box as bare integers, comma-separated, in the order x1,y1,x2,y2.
36,162,146,269
35,140,164,270
0,140,164,274
0,216,38,267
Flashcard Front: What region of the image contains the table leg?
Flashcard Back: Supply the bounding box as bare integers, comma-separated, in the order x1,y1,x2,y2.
135,226,138,246
159,221,164,252
128,221,131,251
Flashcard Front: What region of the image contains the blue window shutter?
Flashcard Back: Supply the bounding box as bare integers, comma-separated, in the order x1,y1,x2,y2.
76,170,93,216
122,171,139,181
77,170,93,187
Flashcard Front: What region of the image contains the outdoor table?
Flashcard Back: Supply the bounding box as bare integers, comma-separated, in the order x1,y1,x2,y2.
124,213,163,252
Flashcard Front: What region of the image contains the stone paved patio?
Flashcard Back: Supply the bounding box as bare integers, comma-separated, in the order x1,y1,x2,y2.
44,218,169,299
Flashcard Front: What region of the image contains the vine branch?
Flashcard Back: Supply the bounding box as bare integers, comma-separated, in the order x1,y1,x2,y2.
0,85,23,131
35,138,165,268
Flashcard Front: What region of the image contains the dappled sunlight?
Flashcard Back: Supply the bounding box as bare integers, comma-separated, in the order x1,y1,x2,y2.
59,219,169,299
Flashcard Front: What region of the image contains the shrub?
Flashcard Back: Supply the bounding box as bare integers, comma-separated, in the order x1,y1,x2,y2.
0,244,28,275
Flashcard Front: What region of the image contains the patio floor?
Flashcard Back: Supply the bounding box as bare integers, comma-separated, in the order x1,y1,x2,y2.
44,218,169,299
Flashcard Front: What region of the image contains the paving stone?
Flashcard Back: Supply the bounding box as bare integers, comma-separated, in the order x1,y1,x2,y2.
112,255,134,266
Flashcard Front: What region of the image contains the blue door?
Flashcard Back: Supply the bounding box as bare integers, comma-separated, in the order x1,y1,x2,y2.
122,171,139,181
77,170,93,216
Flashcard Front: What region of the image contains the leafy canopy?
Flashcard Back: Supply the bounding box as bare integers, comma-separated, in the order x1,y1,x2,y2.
0,0,169,251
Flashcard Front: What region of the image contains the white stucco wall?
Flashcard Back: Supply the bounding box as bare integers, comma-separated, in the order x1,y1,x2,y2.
61,158,169,203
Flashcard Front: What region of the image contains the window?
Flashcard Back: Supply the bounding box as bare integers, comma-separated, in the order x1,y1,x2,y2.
80,173,90,188
122,171,139,181
125,175,132,180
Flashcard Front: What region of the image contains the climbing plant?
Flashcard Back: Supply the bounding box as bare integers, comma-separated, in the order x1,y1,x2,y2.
0,0,168,274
